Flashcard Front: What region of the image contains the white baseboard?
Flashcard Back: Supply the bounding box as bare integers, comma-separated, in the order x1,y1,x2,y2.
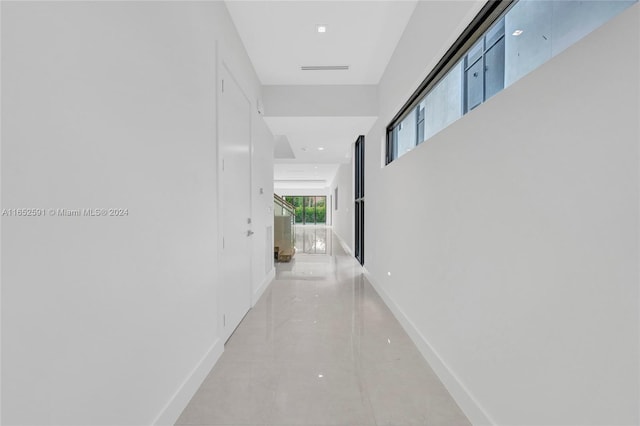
153,339,224,425
252,268,275,307
153,268,275,425
333,231,354,257
362,268,494,426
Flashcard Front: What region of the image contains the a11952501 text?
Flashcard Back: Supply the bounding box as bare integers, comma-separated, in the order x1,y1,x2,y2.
1,208,129,217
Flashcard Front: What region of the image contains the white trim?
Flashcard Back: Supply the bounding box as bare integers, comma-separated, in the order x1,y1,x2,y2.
153,339,224,425
333,231,354,257
253,267,275,307
362,268,494,426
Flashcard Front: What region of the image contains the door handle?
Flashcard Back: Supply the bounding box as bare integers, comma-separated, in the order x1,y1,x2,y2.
247,230,254,236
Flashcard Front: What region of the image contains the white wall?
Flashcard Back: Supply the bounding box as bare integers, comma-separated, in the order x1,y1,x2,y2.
251,117,276,302
329,163,354,252
377,1,484,125
275,187,329,197
1,2,273,425
366,3,639,426
263,85,378,117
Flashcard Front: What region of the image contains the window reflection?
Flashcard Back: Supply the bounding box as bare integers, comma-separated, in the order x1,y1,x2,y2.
387,0,637,163
295,226,329,255
395,109,417,156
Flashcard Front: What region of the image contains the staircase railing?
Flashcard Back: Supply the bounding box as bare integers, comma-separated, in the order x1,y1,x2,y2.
274,193,295,217
273,194,295,261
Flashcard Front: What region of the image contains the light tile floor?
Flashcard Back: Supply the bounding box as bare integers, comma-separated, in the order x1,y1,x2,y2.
176,226,470,426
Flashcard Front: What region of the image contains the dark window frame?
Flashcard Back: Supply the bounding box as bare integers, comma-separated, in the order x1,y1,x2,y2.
385,0,514,165
354,135,365,265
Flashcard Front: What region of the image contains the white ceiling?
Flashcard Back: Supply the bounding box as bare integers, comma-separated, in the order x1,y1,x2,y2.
226,0,417,187
226,1,418,85
274,163,340,189
264,116,377,164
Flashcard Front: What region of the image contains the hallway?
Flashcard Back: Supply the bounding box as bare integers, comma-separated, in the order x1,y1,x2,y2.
176,227,470,426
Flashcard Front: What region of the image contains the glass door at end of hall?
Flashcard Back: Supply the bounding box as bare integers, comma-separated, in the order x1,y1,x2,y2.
283,196,327,225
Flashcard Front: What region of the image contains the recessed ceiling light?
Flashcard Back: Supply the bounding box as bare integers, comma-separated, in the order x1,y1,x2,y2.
512,29,524,36
317,147,325,151
316,24,327,33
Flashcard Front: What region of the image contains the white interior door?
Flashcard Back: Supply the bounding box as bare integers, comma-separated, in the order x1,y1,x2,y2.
219,64,252,343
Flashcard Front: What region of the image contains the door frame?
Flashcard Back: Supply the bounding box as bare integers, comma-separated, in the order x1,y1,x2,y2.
217,53,254,342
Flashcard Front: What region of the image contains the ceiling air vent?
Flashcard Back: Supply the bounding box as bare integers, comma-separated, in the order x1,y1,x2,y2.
301,65,349,71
